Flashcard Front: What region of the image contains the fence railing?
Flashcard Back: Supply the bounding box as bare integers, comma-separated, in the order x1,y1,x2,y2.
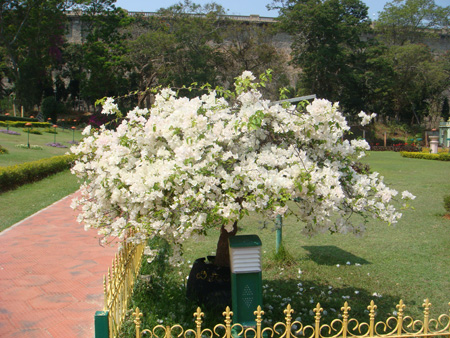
103,235,145,337
131,299,450,338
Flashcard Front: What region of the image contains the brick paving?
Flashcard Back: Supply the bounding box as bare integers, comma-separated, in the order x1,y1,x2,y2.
0,192,119,337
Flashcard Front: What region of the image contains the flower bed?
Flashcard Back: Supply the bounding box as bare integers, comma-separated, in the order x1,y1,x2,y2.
45,142,67,148
0,129,21,135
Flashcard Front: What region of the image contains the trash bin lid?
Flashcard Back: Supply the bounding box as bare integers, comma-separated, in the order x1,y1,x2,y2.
229,235,262,248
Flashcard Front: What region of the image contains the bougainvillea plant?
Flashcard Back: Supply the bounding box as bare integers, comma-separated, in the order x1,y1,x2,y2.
71,71,414,266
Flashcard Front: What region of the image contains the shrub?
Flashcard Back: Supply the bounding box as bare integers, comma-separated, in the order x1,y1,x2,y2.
0,115,38,122
0,145,8,154
22,128,42,135
371,144,420,152
444,195,450,214
0,121,51,128
0,154,77,192
44,128,58,134
400,152,450,161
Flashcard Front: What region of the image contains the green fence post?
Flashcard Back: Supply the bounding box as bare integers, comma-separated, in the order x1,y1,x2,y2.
275,215,282,254
95,310,109,338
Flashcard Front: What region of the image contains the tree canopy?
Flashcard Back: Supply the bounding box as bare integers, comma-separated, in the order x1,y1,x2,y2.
71,72,415,266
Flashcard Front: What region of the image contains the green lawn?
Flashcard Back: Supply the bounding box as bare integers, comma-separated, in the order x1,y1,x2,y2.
0,126,83,167
120,151,450,335
0,170,80,232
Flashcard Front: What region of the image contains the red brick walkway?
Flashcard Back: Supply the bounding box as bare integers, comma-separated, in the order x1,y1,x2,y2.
0,192,118,337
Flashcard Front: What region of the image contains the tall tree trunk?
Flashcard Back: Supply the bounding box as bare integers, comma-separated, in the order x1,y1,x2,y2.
214,221,238,267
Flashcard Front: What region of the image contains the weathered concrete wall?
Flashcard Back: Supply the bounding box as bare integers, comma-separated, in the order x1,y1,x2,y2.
65,11,450,54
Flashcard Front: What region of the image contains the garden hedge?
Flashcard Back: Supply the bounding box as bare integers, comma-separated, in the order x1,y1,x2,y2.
0,116,38,122
0,121,51,128
0,154,77,193
400,152,450,161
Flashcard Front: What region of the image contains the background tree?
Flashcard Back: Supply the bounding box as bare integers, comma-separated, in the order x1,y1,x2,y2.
384,43,449,123
273,0,373,114
219,20,290,100
375,0,450,46
64,1,134,109
0,0,71,110
374,0,450,123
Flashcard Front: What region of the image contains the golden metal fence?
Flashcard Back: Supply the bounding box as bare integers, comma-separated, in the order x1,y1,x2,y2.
104,235,145,338
132,300,450,338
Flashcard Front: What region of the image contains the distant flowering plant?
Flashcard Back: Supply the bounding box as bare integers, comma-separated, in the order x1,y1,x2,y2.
45,142,67,148
71,71,414,264
0,129,20,135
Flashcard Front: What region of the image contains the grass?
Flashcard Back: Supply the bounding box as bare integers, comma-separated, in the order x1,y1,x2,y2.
0,126,83,167
119,151,450,336
0,170,80,232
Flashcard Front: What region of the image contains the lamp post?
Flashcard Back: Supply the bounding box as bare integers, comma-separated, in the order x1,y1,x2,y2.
53,124,58,143
71,126,76,143
5,113,10,131
25,122,32,148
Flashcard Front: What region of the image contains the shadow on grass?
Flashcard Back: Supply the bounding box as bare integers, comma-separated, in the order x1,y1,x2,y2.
302,245,371,266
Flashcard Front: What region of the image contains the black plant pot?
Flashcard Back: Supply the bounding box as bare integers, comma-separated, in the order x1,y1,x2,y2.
186,256,231,309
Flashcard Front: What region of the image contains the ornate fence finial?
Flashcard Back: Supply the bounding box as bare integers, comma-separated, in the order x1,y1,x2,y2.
314,303,323,338
254,305,264,338
194,307,204,338
396,300,406,335
341,301,351,338
223,306,233,338
133,307,143,338
284,304,294,338
423,299,431,335
368,300,377,337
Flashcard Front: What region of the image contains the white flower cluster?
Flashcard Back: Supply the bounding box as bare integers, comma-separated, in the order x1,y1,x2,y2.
358,111,377,126
71,72,414,261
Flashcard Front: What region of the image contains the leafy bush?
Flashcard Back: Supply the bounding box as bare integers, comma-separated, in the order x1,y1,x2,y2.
444,195,450,214
0,154,76,192
44,128,58,134
0,115,38,122
400,152,450,161
0,121,51,128
0,145,8,154
371,144,420,152
22,128,42,135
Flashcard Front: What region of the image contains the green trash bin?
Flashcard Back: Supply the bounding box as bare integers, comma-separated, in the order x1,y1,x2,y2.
229,235,262,327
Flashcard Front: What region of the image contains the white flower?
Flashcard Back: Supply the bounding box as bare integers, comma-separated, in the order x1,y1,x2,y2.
401,191,416,200
101,97,119,115
358,111,376,126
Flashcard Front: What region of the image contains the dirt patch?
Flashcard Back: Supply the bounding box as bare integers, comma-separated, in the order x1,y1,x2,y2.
444,214,450,220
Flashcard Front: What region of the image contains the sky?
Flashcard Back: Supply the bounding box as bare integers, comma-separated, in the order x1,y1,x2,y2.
113,0,449,20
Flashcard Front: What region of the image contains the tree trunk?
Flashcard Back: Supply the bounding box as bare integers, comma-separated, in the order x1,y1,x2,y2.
214,221,238,267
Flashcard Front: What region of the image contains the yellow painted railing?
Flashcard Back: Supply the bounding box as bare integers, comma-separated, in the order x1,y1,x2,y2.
103,234,145,338
132,300,450,338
